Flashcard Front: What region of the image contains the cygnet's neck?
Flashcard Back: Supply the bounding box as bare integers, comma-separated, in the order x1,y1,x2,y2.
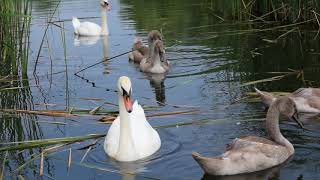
101,7,109,35
266,103,294,154
151,50,162,66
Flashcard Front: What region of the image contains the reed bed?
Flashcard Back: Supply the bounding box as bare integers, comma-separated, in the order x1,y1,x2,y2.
205,0,320,25
0,0,31,76
0,0,40,179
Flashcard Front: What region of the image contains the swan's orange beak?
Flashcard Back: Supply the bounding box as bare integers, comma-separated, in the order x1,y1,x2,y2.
123,95,132,113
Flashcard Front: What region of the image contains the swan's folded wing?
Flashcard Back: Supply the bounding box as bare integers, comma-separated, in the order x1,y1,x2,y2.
137,46,149,56
77,22,101,36
225,136,288,161
104,116,120,158
292,88,320,98
130,101,161,156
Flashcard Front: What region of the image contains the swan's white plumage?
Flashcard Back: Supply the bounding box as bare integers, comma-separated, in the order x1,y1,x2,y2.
72,0,109,36
72,17,102,36
104,100,161,161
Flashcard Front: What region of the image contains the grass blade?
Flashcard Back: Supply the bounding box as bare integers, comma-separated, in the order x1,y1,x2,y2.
0,151,8,180
0,134,105,152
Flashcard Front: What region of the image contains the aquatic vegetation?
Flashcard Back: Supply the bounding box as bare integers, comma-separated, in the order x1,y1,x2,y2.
0,0,42,179
205,0,320,24
0,0,320,179
0,0,31,77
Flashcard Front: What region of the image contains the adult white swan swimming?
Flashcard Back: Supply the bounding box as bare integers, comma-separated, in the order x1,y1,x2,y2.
72,0,110,36
104,76,161,161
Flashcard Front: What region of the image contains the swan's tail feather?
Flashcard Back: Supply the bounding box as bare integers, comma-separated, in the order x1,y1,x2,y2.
254,87,276,107
192,151,204,161
72,17,81,34
192,152,224,175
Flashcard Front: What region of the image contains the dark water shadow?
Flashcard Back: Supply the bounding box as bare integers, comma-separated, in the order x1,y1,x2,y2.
145,73,167,105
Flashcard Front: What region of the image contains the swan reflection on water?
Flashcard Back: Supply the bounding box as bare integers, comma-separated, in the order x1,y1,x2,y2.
73,35,109,57
145,73,166,105
73,35,101,46
73,35,110,74
109,159,149,180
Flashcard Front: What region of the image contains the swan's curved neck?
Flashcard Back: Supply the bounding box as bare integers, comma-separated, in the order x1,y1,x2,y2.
148,39,159,58
266,104,294,154
117,94,135,156
101,7,109,35
151,51,161,66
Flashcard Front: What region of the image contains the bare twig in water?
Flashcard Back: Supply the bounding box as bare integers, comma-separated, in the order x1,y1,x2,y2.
53,157,160,180
33,0,61,74
13,144,69,174
0,109,76,117
147,110,199,117
89,104,104,115
238,70,299,87
74,49,134,75
40,152,44,176
80,139,98,163
0,151,8,180
68,148,72,169
0,134,105,152
98,110,199,123
312,10,320,39
49,16,100,23
34,121,67,125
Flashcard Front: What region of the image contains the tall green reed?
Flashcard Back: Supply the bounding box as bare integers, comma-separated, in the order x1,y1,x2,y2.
0,0,42,178
0,0,32,77
206,0,320,24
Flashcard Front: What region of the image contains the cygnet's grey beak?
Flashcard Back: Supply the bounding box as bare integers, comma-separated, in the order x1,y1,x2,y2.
291,111,305,130
101,1,111,11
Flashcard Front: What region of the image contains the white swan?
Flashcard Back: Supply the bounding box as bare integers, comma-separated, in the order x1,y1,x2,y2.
72,0,110,36
104,76,161,162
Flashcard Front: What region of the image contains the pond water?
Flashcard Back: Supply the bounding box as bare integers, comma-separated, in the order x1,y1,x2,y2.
1,0,320,179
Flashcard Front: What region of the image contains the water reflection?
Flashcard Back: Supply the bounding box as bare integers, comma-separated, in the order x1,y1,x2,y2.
111,160,148,180
145,73,166,105
201,166,280,180
74,35,100,46
101,36,109,59
101,36,110,74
